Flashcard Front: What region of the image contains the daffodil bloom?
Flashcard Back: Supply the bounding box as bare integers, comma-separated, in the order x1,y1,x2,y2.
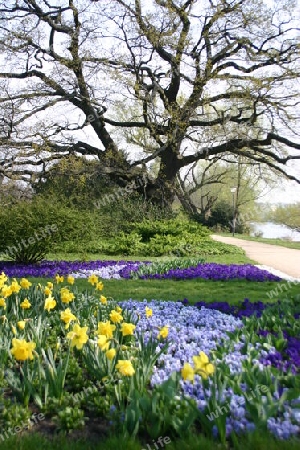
11,338,36,361
88,274,98,285
55,274,64,283
44,295,57,311
47,282,54,289
96,321,116,338
0,298,6,309
20,298,31,309
17,320,26,330
193,351,215,379
11,279,21,294
20,278,32,289
1,285,13,298
115,305,122,313
105,348,116,360
44,286,52,296
67,323,88,350
157,326,168,339
67,275,75,285
97,335,110,351
115,359,135,376
120,322,136,336
109,310,123,324
0,272,8,288
95,281,104,291
181,363,195,382
100,295,107,305
60,287,75,304
60,308,77,329
145,306,153,318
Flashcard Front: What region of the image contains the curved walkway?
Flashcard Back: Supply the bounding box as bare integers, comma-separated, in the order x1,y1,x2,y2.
211,235,300,278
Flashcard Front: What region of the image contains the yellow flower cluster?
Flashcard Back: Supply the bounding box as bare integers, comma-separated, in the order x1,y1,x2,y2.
11,338,36,361
181,351,215,382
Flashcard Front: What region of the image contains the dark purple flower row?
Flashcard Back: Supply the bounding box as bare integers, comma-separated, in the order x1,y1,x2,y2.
0,260,139,278
125,263,282,282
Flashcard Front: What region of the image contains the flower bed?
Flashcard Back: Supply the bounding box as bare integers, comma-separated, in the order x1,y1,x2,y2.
0,272,299,444
0,260,282,281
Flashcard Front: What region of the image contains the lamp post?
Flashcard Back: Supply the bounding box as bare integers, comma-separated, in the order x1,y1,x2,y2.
230,187,237,237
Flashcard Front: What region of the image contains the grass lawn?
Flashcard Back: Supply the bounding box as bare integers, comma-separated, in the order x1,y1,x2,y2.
45,252,258,265
1,430,300,450
27,277,300,304
217,232,300,250
25,251,298,304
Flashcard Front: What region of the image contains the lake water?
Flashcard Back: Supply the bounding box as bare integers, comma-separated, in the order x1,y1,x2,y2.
250,222,300,241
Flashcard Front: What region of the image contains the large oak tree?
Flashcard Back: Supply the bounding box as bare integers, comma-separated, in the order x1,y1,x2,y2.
0,0,299,206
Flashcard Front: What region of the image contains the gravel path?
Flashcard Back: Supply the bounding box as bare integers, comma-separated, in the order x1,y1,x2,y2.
212,235,300,279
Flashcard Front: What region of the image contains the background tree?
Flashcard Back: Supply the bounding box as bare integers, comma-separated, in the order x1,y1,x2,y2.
0,0,299,208
268,203,300,231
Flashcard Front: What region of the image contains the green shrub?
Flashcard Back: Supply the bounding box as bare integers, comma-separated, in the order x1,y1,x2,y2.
126,219,210,242
0,196,100,263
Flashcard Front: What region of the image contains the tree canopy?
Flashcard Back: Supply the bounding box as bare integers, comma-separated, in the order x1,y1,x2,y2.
0,0,299,206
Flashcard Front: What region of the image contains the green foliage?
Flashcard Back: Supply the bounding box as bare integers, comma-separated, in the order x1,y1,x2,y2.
102,221,245,257
126,219,210,241
0,196,100,263
53,407,86,433
130,258,206,279
33,155,114,209
117,372,199,439
203,201,249,233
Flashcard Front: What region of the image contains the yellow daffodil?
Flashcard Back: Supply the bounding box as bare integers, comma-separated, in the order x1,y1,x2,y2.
157,326,168,339
105,348,116,360
96,321,116,338
44,286,52,296
47,282,54,289
55,274,64,284
11,279,21,294
95,281,104,291
67,275,75,285
11,325,17,335
0,298,6,309
192,351,215,380
100,295,107,305
60,287,75,304
1,285,13,298
20,298,31,309
0,272,8,288
66,323,88,350
11,338,36,361
145,306,153,318
20,278,32,289
88,274,98,286
17,320,26,330
60,308,77,329
115,359,135,376
181,363,195,382
97,335,110,351
44,295,57,311
115,305,122,313
109,310,123,324
120,322,136,336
